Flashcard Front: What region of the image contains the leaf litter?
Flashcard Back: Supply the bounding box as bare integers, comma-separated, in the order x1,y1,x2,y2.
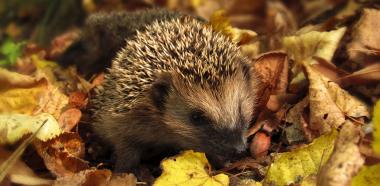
0,1,380,186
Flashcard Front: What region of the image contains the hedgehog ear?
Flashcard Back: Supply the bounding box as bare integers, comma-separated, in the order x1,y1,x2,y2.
150,72,172,109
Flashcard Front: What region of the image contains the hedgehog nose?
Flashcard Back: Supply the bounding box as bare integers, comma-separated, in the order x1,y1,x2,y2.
232,142,248,159
234,140,247,153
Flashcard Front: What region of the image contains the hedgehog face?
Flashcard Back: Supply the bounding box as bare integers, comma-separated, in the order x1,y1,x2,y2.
151,64,257,162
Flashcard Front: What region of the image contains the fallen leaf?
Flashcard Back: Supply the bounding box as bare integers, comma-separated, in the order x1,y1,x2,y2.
0,113,62,144
252,52,288,108
210,10,259,58
372,100,380,155
58,108,82,132
283,27,346,68
348,9,380,63
285,97,314,143
238,179,263,186
49,30,80,59
317,121,364,186
265,1,297,50
305,65,369,133
0,68,42,88
340,63,380,86
38,86,69,119
154,150,229,186
0,120,48,183
283,27,346,91
53,169,112,186
264,130,337,186
351,164,380,186
68,92,88,109
0,80,47,115
34,132,89,177
311,56,349,84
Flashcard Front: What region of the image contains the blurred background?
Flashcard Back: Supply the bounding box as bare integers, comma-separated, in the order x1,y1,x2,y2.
0,0,371,47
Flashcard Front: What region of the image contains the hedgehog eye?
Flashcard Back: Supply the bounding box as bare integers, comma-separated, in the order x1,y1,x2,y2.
189,110,210,126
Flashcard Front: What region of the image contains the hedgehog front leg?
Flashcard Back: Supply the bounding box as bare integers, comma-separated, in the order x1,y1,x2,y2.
113,143,142,172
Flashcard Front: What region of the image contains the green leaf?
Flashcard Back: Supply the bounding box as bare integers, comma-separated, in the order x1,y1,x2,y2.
0,39,25,67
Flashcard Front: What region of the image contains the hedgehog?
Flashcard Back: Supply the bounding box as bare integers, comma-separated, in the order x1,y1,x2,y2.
60,9,259,172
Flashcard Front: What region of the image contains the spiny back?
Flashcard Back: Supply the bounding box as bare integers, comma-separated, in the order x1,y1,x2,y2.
93,17,247,113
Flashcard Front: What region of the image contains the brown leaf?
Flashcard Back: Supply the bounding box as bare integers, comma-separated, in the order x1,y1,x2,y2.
252,52,288,108
34,132,89,177
317,121,364,186
49,30,80,59
0,68,43,88
37,86,69,119
285,98,314,143
68,92,88,109
265,1,297,50
340,62,380,85
58,108,82,132
348,9,380,63
306,65,347,133
53,169,112,186
266,93,297,112
311,56,349,84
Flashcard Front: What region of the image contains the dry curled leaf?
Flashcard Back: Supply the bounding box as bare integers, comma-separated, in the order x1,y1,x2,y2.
305,65,369,133
285,97,314,144
58,108,82,132
34,132,89,177
0,68,42,88
252,52,288,108
348,9,380,63
340,63,380,86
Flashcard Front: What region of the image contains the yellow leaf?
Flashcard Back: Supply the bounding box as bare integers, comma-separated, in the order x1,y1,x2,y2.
238,179,263,186
0,81,46,115
210,10,258,57
283,27,346,90
283,27,346,67
373,100,380,155
264,131,337,186
0,113,62,144
351,164,380,186
154,150,229,186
